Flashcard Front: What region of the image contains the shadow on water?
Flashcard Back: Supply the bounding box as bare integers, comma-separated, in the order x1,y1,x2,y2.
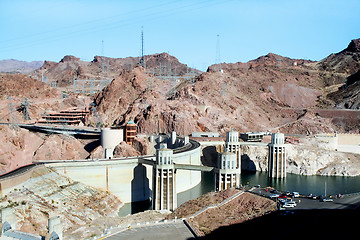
201,146,218,167
241,154,257,172
130,163,151,214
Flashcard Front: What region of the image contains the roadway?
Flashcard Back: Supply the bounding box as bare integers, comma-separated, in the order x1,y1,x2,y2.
0,164,37,179
101,221,194,240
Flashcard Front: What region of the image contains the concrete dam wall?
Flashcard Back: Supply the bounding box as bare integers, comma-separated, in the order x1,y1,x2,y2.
44,139,201,204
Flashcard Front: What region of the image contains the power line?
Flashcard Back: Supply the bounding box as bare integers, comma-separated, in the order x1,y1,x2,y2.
0,0,234,53
0,0,180,45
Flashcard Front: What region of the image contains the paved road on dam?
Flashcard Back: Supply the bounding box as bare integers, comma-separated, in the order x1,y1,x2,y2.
101,221,194,240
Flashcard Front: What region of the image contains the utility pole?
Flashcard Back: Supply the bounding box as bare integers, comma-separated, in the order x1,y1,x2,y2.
215,34,222,72
101,40,107,79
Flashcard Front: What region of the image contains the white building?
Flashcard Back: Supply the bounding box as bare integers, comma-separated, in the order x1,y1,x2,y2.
214,151,240,191
268,132,287,178
153,148,177,211
225,130,241,171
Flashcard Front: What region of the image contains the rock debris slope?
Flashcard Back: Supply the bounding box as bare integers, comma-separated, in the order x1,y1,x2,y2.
0,167,121,239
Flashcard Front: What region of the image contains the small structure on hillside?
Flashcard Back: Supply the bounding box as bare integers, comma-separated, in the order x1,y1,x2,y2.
125,118,137,145
38,107,90,125
191,132,220,138
240,132,265,142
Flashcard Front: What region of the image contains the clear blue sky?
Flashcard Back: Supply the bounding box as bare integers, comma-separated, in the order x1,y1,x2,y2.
1,0,359,71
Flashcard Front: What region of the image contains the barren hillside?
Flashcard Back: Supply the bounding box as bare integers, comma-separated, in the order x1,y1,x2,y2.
33,53,200,87
93,40,360,135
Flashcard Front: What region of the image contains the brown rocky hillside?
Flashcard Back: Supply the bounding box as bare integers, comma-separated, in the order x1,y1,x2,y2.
34,53,200,87
92,40,360,134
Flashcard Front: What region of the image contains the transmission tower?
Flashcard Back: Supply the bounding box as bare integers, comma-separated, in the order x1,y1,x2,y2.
90,102,101,127
20,98,31,120
7,96,18,128
100,40,110,80
139,26,146,68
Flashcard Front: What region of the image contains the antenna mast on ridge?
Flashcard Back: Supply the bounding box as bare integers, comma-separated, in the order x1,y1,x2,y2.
215,34,222,72
139,26,146,68
101,40,107,78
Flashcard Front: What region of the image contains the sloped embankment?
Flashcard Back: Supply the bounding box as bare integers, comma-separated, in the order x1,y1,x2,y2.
0,167,122,239
167,189,276,236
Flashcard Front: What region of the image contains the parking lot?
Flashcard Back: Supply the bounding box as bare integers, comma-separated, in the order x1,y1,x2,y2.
249,187,360,210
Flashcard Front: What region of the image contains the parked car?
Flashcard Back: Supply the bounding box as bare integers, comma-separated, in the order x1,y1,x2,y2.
292,192,300,198
283,203,296,208
270,194,280,199
321,198,333,202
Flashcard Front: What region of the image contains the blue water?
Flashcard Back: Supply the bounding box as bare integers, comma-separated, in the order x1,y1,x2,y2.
240,171,360,196
120,171,360,215
177,171,360,206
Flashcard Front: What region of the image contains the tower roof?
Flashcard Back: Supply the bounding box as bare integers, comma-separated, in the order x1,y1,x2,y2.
126,117,136,125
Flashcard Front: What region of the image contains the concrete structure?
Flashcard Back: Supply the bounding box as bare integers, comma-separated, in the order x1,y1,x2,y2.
268,132,287,179
214,151,240,191
0,132,201,213
46,216,62,240
153,148,177,211
37,107,90,125
34,135,201,205
0,208,62,240
101,128,124,159
240,132,265,142
191,132,220,138
225,130,241,171
125,119,137,145
0,208,16,230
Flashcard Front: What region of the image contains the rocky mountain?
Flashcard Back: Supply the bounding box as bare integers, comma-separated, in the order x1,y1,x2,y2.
318,39,360,76
327,70,360,109
0,59,43,73
91,39,360,135
34,53,200,87
321,39,360,110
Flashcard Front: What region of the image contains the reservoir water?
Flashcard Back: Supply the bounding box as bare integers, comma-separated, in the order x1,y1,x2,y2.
120,171,360,216
178,171,360,205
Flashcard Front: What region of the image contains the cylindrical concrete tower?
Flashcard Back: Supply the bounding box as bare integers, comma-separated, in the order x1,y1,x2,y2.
100,128,124,159
225,130,241,172
214,151,240,191
153,148,177,211
268,132,287,178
